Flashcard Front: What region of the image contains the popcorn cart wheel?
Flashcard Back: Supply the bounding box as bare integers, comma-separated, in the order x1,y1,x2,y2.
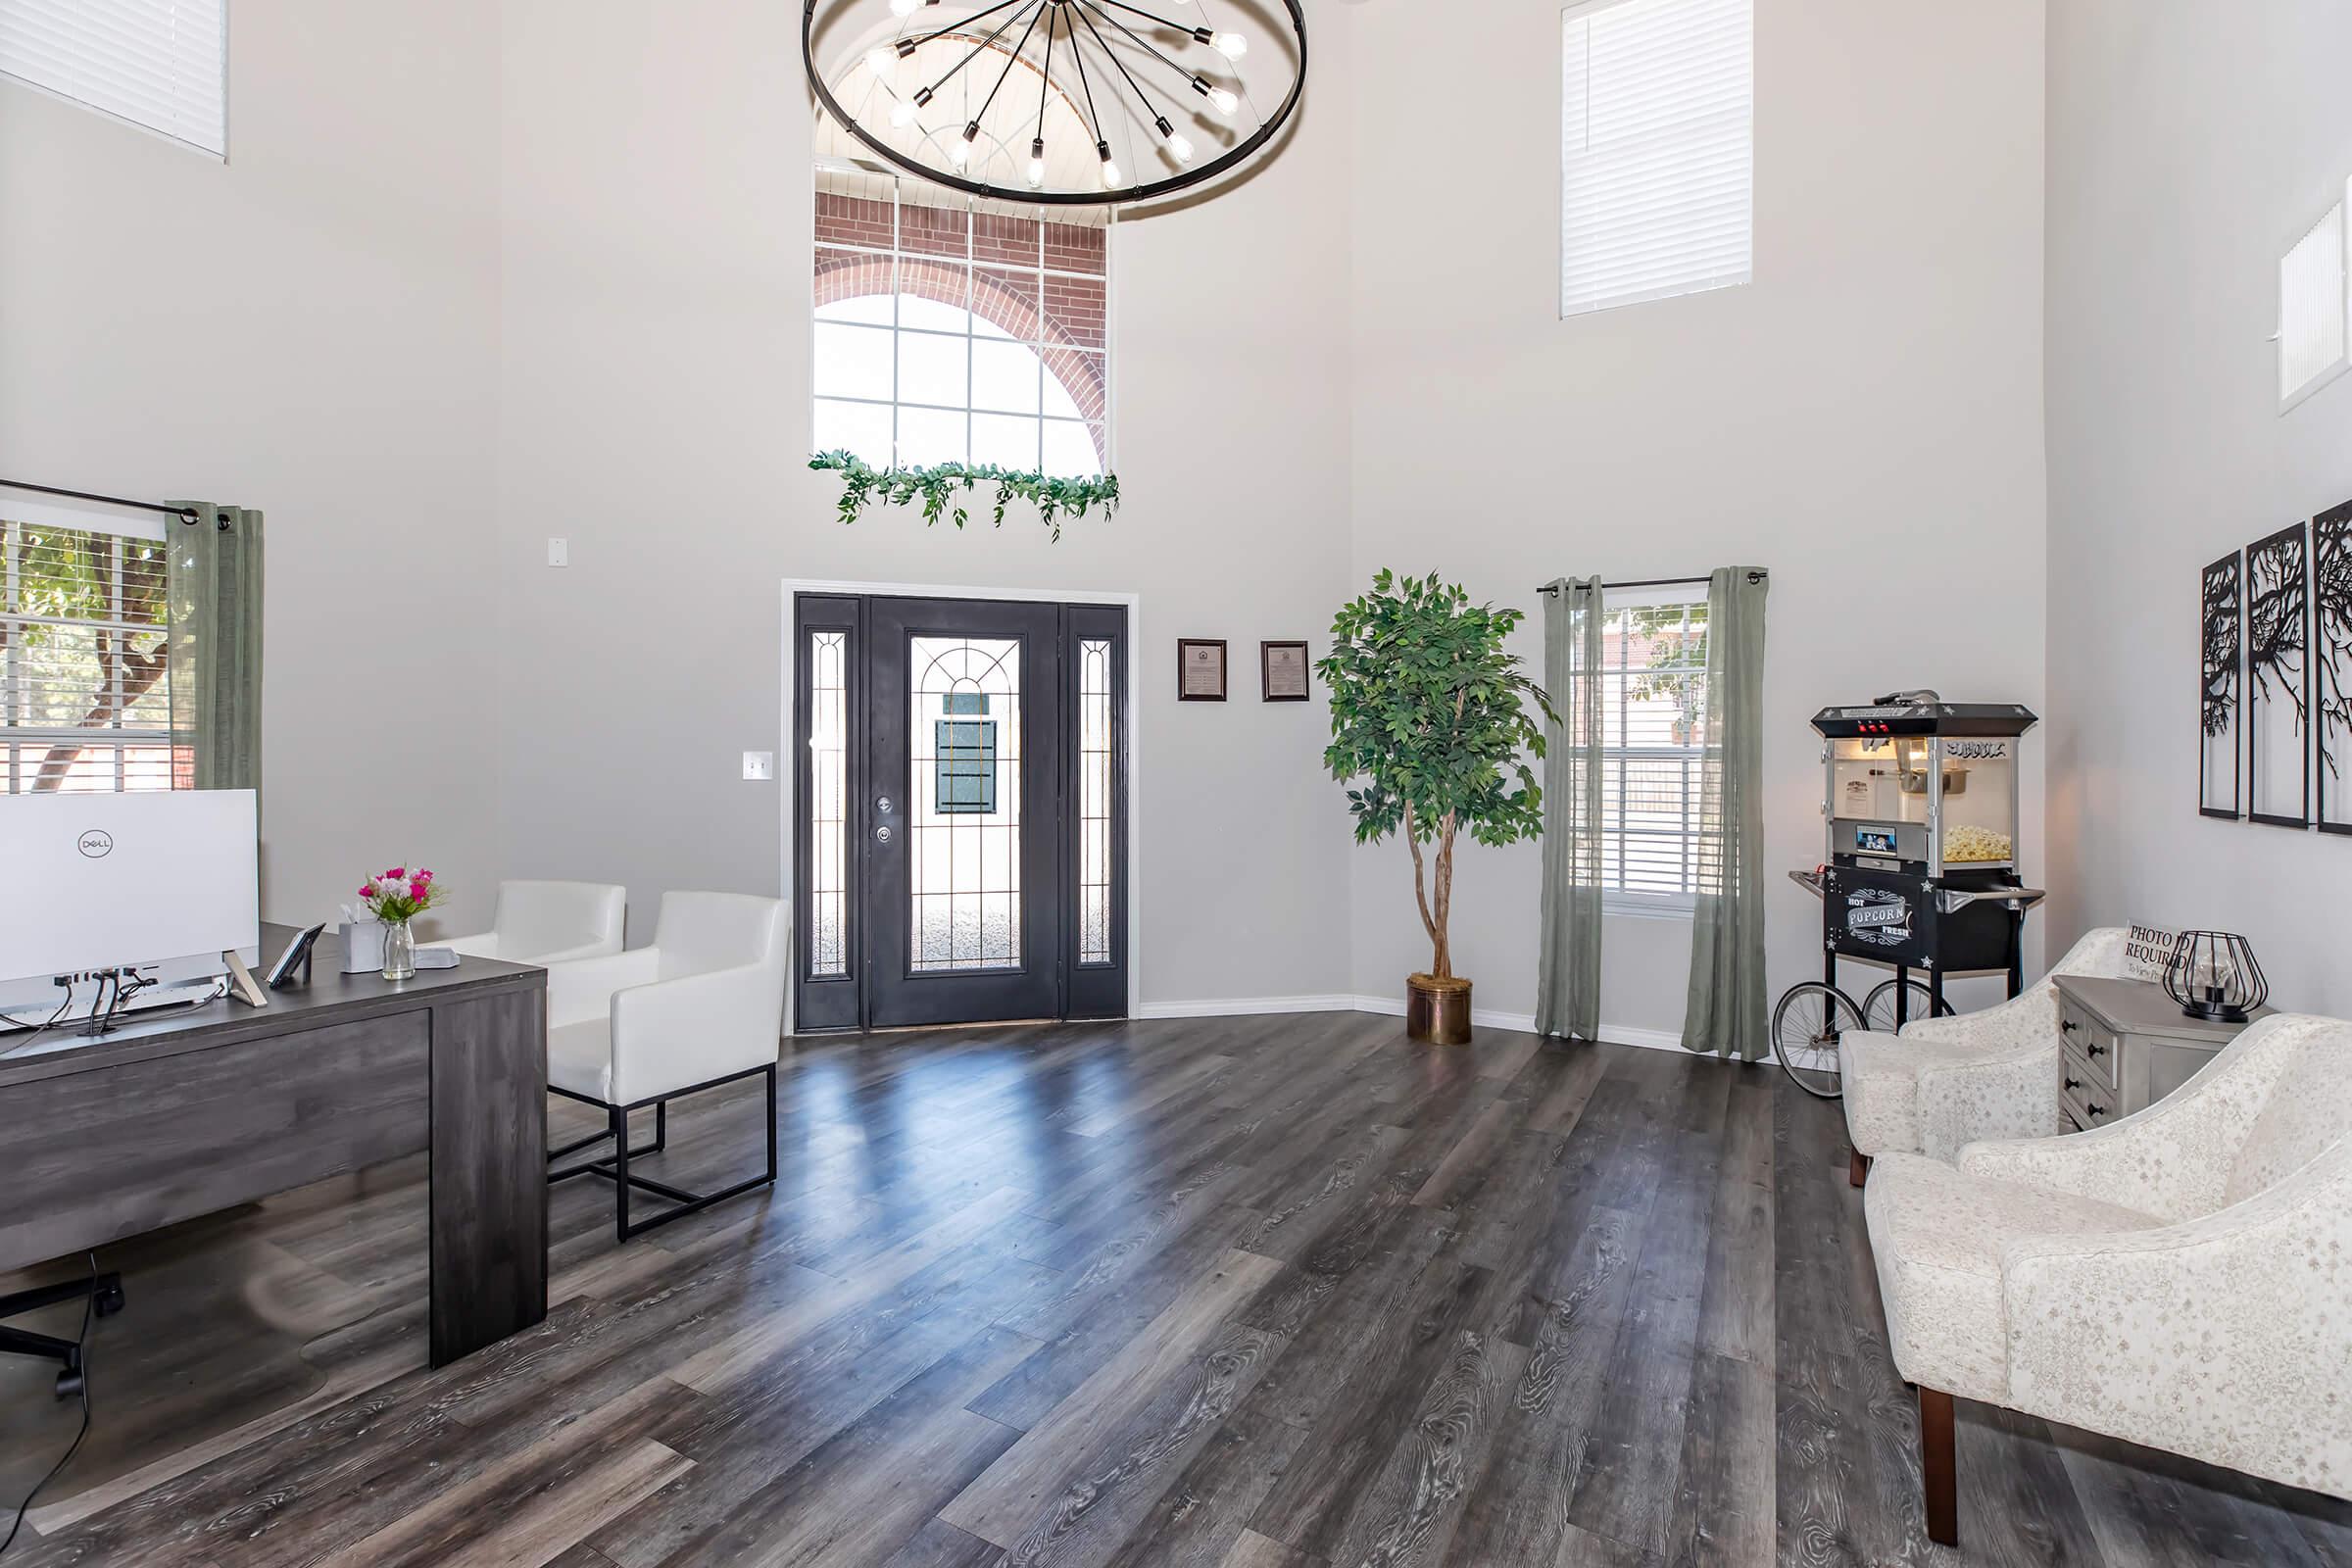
1863,978,1955,1035
1773,981,1865,1100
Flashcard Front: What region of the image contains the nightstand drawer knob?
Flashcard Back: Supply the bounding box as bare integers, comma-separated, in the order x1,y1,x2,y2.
2064,1076,2082,1091
2087,1102,2108,1118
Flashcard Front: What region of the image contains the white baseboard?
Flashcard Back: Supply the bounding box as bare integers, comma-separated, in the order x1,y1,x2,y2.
1134,992,1694,1056
1134,994,1362,1019
1342,994,1690,1054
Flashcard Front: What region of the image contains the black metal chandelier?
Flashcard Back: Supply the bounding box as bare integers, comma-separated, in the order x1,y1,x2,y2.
803,0,1307,206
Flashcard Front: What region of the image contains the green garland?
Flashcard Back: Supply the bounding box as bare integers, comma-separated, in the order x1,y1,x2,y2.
809,451,1120,542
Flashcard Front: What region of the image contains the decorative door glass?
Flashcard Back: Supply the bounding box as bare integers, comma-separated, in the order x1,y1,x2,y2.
908,635,1022,971
807,630,850,977
1078,638,1112,965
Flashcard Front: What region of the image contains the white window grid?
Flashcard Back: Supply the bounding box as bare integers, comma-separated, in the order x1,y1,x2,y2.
1598,589,1712,914
2,515,173,796
811,169,1111,477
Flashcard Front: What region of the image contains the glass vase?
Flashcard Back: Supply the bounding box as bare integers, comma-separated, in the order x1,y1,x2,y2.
381,918,416,982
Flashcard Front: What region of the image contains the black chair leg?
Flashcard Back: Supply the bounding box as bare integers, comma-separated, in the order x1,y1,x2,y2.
611,1103,631,1244
0,1272,123,1397
558,1062,780,1245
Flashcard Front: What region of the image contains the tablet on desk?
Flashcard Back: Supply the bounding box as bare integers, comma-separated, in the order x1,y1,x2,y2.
267,922,326,989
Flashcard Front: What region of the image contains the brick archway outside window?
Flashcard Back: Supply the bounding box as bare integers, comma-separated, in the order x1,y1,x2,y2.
814,250,1108,464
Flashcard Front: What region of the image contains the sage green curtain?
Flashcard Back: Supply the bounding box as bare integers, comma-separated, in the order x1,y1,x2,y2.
1683,566,1770,1059
166,504,264,792
1536,576,1604,1041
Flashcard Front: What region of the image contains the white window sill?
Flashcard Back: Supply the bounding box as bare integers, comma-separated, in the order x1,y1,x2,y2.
1604,894,1696,922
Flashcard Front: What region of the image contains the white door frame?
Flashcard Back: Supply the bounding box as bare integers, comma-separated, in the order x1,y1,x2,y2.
778,578,1144,1030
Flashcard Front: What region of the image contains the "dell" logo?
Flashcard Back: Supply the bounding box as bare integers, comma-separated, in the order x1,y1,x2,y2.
76,829,114,858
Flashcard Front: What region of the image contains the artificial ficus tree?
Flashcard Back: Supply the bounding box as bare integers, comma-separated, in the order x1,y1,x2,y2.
1317,569,1555,981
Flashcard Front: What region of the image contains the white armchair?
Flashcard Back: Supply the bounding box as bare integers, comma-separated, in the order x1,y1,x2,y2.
544,891,788,1241
443,879,627,965
1839,925,2132,1180
1862,1012,2352,1546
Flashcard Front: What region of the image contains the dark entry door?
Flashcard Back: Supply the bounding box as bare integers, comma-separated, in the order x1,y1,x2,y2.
792,593,1127,1032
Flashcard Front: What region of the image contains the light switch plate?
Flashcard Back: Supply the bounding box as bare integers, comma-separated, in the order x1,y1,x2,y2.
742,751,775,781
546,537,569,567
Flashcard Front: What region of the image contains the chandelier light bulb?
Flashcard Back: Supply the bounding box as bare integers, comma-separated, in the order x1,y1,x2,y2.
1192,75,1239,116
950,121,978,169
1027,137,1048,188
863,46,897,78
889,0,919,15
1212,31,1248,59
891,98,919,126
1153,116,1195,165
1097,140,1122,189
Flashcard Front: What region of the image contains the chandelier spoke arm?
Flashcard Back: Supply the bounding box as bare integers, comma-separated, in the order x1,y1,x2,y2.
1063,13,1108,144
918,0,1046,104
1036,9,1055,130
904,0,1025,50
1070,3,1166,128
972,3,1048,126
1090,0,1224,49
1070,0,1200,89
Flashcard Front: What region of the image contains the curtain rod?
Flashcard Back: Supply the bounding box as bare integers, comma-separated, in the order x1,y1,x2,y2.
0,478,200,526
1538,570,1768,596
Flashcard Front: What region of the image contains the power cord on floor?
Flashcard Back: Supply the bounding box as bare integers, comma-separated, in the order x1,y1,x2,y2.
0,1252,98,1561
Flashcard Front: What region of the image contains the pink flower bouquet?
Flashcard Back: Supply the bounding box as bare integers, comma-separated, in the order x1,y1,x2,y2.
359,866,447,924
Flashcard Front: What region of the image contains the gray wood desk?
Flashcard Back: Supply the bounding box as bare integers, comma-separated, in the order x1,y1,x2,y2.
0,925,548,1367
2052,973,2270,1133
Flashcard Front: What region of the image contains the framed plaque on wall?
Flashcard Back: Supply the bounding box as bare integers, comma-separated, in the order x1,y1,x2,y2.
1178,639,1228,702
1260,641,1310,702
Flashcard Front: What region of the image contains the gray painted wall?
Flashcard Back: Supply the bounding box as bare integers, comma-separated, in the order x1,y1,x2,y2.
0,0,505,935
1344,0,2051,1032
2046,0,2352,1016
491,0,1359,1006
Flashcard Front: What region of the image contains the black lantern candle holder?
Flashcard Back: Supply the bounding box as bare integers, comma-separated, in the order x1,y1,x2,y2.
2163,930,2268,1023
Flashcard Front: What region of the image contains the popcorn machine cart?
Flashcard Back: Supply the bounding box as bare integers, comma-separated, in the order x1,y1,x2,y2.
1780,693,2046,1096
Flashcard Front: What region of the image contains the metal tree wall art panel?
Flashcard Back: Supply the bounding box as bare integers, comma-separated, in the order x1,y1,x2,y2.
2200,551,2242,819
2317,501,2352,833
2245,521,2310,827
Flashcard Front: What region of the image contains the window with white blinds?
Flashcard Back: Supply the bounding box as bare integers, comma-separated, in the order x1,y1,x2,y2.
1561,0,1752,318
1598,589,1711,910
0,0,226,157
2278,198,2348,412
1,511,175,796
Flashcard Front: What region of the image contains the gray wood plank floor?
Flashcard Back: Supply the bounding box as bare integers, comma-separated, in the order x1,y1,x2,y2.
1,1013,2344,1566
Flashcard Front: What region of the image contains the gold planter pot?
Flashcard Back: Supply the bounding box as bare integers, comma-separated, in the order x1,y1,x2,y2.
1405,973,1474,1046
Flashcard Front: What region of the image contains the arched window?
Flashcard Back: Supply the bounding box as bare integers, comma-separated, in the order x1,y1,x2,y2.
813,170,1108,477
